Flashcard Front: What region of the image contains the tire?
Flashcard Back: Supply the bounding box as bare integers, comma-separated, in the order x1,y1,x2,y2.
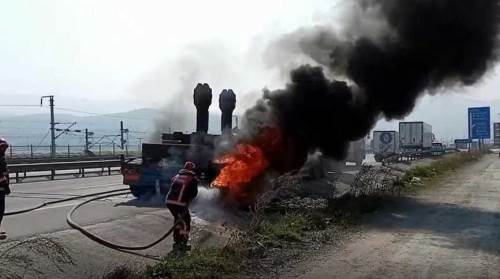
129,184,155,198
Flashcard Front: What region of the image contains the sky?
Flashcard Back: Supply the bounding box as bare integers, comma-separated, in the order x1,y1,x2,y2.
0,0,499,140
0,0,334,115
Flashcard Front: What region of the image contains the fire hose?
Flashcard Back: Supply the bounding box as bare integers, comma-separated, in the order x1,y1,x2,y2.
5,188,181,251
4,188,130,216
66,192,181,251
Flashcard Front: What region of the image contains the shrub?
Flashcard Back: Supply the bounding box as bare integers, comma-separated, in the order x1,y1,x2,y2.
146,248,240,279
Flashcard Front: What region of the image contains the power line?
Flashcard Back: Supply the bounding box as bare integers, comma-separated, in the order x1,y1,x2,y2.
33,130,51,152
0,105,40,107
55,107,155,121
0,120,50,124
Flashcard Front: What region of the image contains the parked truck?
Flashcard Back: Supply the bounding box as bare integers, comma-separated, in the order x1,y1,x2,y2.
372,131,400,162
399,122,433,152
345,139,366,166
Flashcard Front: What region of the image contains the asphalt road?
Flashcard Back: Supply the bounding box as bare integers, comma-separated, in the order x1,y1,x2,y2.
1,174,230,278
4,175,142,239
288,154,500,279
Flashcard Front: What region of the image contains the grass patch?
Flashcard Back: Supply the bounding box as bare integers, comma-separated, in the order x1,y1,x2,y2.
103,265,143,279
145,247,241,279
401,151,483,192
254,213,308,243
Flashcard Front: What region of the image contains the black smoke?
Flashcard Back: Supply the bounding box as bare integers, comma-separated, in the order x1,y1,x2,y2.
245,0,500,164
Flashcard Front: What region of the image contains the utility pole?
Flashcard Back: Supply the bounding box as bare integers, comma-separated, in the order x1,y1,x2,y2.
41,95,56,157
85,129,89,152
85,129,94,153
120,121,124,149
120,121,128,150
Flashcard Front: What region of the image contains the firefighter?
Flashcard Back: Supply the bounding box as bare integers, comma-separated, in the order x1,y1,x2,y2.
0,138,10,241
166,161,199,251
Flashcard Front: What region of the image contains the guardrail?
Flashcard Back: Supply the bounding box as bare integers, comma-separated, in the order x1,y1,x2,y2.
8,159,123,183
7,155,123,165
5,145,141,160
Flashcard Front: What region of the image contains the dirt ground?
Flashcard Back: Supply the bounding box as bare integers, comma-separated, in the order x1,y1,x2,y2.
283,154,500,279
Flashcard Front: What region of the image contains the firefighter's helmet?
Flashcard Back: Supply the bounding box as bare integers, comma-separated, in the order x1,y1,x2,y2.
0,138,8,148
183,161,196,171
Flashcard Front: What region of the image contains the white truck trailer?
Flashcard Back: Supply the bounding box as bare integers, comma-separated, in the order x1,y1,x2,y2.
346,139,366,166
399,122,433,151
373,131,400,162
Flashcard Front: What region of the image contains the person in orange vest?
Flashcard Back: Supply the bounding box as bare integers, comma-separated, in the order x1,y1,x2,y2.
166,161,199,251
0,138,11,240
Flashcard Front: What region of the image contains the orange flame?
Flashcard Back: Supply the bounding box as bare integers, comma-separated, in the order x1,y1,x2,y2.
211,127,283,195
211,144,269,190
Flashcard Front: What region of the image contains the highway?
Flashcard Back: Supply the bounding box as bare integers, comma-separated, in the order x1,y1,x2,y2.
2,174,230,278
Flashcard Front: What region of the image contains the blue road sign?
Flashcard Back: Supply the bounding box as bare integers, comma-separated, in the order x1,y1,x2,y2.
455,139,472,144
468,107,491,139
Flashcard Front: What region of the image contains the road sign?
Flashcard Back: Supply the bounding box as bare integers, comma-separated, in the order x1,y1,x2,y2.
468,107,491,139
455,139,471,150
455,139,472,144
494,123,500,146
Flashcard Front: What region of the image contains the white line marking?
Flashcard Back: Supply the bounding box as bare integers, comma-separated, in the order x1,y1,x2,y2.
72,183,124,190
31,197,131,212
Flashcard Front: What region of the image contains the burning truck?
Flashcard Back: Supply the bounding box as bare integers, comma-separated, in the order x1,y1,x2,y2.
121,84,235,198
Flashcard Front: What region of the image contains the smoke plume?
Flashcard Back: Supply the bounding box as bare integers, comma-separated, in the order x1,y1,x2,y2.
246,0,500,166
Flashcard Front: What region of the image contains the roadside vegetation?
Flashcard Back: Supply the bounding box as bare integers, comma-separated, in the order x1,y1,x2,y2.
103,150,486,279
102,200,379,279
399,151,485,193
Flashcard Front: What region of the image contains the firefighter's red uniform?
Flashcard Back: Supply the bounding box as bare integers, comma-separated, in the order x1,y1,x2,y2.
166,162,198,250
0,138,10,240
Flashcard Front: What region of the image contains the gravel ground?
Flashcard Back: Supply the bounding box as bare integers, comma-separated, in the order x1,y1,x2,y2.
280,154,500,279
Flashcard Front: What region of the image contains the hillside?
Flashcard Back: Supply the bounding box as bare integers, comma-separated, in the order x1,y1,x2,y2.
0,108,224,148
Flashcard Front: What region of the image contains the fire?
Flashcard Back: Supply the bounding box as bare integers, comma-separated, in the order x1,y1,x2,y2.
211,144,269,190
211,127,283,196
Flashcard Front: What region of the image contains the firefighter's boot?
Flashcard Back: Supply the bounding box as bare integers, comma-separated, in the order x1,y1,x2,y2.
182,240,191,251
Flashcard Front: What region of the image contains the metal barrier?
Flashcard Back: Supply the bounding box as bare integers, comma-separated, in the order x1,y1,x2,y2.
7,155,122,165
6,145,141,160
8,159,122,183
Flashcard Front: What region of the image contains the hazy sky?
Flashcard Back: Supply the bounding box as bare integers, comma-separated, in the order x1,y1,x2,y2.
0,0,499,118
0,0,332,115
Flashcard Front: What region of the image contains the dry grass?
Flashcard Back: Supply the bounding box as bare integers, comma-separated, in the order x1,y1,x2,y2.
0,237,74,279
401,151,484,193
